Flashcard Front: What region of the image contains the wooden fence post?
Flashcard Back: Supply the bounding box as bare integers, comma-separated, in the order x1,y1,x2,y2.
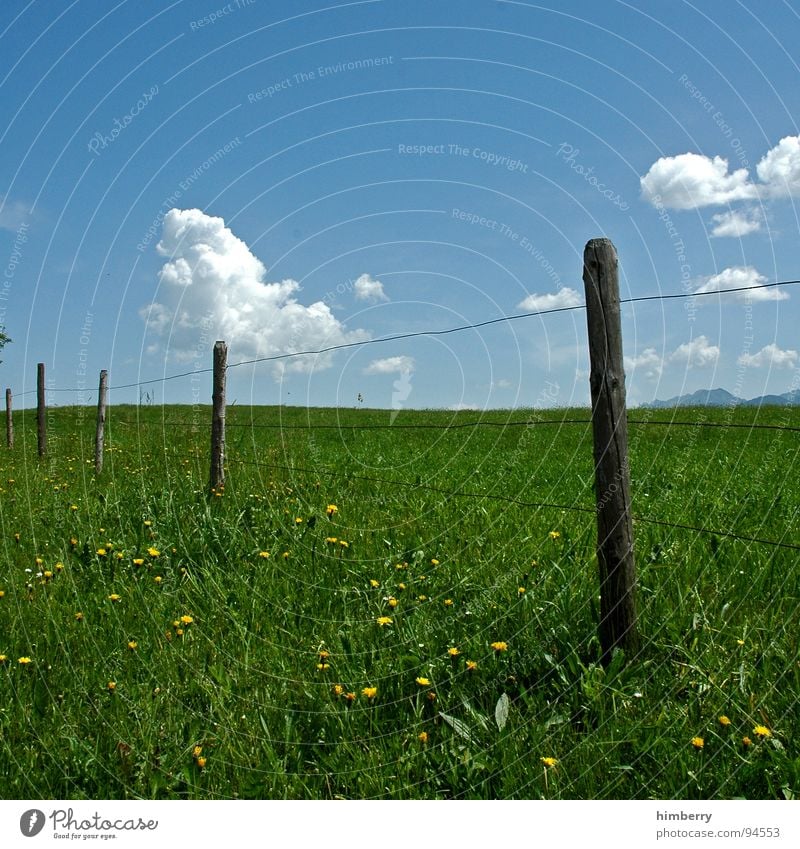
5,388,12,448
37,363,46,458
95,369,108,474
583,238,638,663
209,341,227,493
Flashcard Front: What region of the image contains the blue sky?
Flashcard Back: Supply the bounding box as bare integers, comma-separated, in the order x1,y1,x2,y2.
2,0,800,410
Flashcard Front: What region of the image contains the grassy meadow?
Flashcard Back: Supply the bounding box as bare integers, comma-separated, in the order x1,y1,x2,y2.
0,403,798,799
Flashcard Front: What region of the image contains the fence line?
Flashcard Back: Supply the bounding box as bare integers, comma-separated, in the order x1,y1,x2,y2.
8,277,800,397
221,456,800,553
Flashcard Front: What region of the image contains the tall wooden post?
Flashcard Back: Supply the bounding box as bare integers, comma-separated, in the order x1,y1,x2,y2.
583,239,638,663
209,341,227,493
5,388,12,448
37,363,46,458
95,369,108,474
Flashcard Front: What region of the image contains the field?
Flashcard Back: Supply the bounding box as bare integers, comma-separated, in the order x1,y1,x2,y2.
0,403,798,799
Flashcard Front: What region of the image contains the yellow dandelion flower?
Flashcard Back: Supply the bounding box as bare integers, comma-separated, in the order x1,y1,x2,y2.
370,579,380,588
132,558,145,566
176,628,184,636
318,650,330,659
447,647,460,657
333,684,344,696
192,745,203,758
753,725,772,739
540,757,558,768
107,681,116,691
397,583,406,591
325,537,337,544
69,537,77,546
43,570,53,579
362,686,377,699
376,616,393,626
70,504,78,511
742,736,752,747
491,641,508,652
387,597,398,608
418,731,428,744
326,504,338,517
718,715,731,727
180,615,194,625
415,677,430,686
108,593,121,602
339,540,349,548
443,598,453,607
0,655,7,663
418,595,427,601
258,551,270,559
75,612,84,621
18,656,32,665
466,660,478,671
317,663,330,671
55,562,64,571
147,547,160,557
127,641,137,651
0,590,5,598
196,757,207,769
154,576,162,584
144,520,153,527
345,692,356,702
35,557,43,565
282,551,290,559
295,517,303,524
96,548,107,557
549,531,561,540
518,587,526,594
691,736,704,750
431,558,440,566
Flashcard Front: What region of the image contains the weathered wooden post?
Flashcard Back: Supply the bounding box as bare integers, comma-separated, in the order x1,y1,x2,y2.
37,363,46,458
95,369,108,474
5,388,12,448
583,238,638,663
209,341,227,493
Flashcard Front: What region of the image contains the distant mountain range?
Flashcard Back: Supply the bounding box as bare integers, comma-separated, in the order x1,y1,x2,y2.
643,388,799,408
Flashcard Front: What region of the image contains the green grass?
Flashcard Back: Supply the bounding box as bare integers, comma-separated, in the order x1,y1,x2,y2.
0,403,798,799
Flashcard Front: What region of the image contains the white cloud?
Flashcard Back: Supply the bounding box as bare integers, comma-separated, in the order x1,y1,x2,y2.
353,273,388,303
364,355,414,375
640,153,755,209
0,196,30,231
142,208,369,373
669,335,719,368
755,135,800,197
518,287,583,311
738,343,798,369
493,378,513,389
641,135,800,210
710,208,762,238
693,266,787,302
625,348,663,379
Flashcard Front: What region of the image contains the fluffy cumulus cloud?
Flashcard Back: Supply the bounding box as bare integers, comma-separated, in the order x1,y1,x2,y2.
142,209,369,373
692,266,787,302
518,287,583,311
755,135,800,196
364,355,414,375
625,348,663,379
669,335,719,368
353,273,388,303
738,343,798,369
640,153,754,209
710,208,762,238
641,134,800,210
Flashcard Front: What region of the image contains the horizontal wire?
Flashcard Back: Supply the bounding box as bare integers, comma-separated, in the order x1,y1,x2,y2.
9,279,799,394
220,456,800,552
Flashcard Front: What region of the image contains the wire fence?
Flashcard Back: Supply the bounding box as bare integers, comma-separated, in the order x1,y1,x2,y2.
4,276,799,559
